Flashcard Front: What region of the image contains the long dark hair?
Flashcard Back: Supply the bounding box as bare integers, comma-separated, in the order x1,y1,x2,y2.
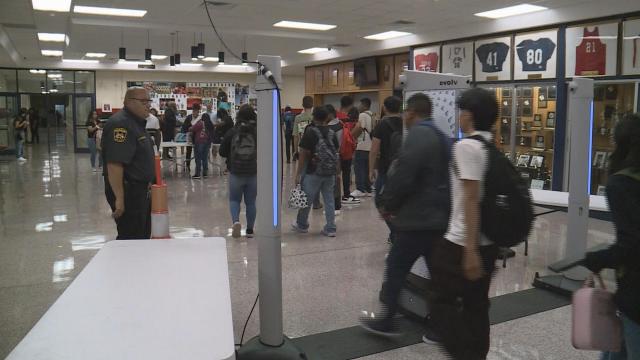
609,113,640,175
86,110,98,125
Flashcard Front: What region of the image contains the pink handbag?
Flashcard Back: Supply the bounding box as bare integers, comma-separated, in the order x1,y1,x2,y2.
572,274,622,351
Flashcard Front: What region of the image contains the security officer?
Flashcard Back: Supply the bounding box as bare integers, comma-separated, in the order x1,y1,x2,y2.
102,87,155,239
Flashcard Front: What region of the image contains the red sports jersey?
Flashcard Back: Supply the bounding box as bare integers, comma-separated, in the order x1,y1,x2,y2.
414,53,439,72
575,27,606,76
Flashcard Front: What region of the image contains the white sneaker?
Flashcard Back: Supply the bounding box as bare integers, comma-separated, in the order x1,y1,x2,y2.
18,157,27,162
232,222,241,238
342,196,361,204
335,210,341,216
92,168,97,173
350,190,366,198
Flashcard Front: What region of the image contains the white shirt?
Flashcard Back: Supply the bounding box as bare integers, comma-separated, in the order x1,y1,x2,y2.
444,131,493,247
145,114,160,130
356,111,373,152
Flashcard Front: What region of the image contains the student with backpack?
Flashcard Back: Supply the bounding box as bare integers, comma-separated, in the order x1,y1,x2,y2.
429,88,505,360
360,93,450,343
283,106,296,164
350,98,374,197
189,112,215,179
326,105,344,215
219,105,258,239
292,106,340,237
583,114,640,360
340,108,360,205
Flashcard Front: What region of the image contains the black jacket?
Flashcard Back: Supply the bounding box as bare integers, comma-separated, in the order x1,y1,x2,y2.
378,120,451,232
162,108,177,140
585,172,640,324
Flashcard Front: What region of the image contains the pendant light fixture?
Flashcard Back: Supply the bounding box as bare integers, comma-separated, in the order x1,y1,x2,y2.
119,30,126,60
169,33,175,67
145,30,152,61
174,31,181,65
197,33,205,59
241,37,248,65
218,51,224,65
191,32,198,61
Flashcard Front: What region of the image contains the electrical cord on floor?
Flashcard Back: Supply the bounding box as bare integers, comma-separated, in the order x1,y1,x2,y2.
236,293,260,347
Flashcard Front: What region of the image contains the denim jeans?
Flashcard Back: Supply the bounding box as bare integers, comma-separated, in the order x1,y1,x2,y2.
601,313,640,360
16,138,24,158
296,174,336,233
229,174,257,230
88,138,102,168
354,150,371,193
194,143,210,176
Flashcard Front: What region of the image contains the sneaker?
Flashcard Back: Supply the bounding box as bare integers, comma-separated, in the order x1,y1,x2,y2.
422,317,442,344
291,223,308,234
321,229,336,237
192,175,201,179
18,157,27,162
342,196,361,204
359,317,400,337
350,190,366,198
203,174,208,178
334,210,341,216
246,229,254,238
232,222,241,238
92,167,97,173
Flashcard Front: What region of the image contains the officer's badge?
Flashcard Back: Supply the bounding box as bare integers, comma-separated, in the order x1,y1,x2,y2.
113,128,127,143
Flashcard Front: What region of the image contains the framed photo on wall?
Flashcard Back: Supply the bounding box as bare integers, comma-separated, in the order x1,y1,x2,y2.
566,22,618,77
546,111,556,128
413,45,440,72
533,114,543,127
548,86,557,99
514,29,558,80
474,36,512,81
517,154,531,167
383,64,390,82
331,68,339,86
442,42,473,76
102,104,112,113
502,88,511,98
622,19,640,75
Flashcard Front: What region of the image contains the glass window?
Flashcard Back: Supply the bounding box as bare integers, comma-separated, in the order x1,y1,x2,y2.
0,69,17,93
75,71,95,93
18,70,46,93
75,96,93,150
46,70,74,94
590,82,637,195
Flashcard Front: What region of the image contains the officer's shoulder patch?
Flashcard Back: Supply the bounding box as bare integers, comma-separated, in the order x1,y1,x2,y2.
113,127,127,143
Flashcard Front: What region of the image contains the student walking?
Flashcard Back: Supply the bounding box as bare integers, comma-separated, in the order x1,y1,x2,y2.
190,113,215,179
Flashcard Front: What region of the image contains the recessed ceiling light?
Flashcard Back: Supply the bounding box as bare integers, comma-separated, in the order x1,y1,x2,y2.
62,59,99,64
118,59,152,65
202,57,219,62
273,20,336,31
475,4,547,19
41,50,63,57
151,55,167,60
47,73,62,78
364,31,412,40
179,63,203,67
85,52,106,58
73,5,147,17
298,47,331,54
29,69,46,74
37,33,68,43
32,0,71,12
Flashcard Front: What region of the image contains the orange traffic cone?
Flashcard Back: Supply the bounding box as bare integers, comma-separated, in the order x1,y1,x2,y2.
151,153,170,239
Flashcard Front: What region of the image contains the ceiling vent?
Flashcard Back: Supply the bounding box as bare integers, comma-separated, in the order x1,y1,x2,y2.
329,43,350,48
390,20,415,26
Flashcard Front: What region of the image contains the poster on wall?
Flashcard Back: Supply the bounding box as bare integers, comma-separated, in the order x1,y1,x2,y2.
566,22,618,77
514,29,558,80
413,45,440,72
441,42,473,76
622,19,640,75
475,36,512,81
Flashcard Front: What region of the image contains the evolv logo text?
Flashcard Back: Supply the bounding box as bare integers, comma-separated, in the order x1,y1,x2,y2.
439,80,458,86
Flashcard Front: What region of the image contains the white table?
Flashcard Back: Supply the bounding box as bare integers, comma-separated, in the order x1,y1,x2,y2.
530,189,609,212
160,141,192,172
7,238,235,360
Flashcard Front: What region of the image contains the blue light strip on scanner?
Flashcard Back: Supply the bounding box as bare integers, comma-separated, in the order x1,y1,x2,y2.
273,90,279,227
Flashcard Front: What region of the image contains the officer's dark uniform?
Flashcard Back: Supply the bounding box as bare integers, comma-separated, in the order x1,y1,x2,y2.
102,107,155,240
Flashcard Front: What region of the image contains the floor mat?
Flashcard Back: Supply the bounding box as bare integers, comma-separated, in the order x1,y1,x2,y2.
291,288,570,360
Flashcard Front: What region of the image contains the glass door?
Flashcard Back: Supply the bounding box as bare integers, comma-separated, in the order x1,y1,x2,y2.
74,95,94,152
0,94,17,152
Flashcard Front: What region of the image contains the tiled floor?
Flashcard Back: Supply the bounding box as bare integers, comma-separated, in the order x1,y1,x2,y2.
0,136,616,359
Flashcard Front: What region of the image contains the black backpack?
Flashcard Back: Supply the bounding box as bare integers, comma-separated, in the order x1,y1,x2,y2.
467,135,534,248
311,126,338,176
230,123,257,175
385,117,404,166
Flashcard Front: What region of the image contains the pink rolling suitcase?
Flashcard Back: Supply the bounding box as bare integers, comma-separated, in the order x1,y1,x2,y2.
571,275,622,352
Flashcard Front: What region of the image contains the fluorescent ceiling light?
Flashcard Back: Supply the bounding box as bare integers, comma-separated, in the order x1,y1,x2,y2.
37,33,68,42
202,57,219,62
298,47,330,54
62,59,99,64
73,5,147,17
29,69,46,74
41,50,63,56
47,73,62,78
273,20,336,31
85,52,106,58
178,63,203,67
118,59,152,65
364,31,412,40
32,0,71,12
151,55,167,60
474,4,547,19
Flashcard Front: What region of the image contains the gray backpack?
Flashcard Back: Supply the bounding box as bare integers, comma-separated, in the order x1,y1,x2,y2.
311,126,338,176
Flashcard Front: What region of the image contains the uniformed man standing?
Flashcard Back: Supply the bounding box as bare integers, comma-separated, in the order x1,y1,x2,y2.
101,87,155,239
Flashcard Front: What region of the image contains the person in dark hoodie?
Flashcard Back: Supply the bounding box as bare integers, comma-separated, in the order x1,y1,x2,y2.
162,101,177,159
219,104,258,239
359,93,450,343
584,113,640,360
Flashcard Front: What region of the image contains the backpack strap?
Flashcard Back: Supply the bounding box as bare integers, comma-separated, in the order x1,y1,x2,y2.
614,168,640,182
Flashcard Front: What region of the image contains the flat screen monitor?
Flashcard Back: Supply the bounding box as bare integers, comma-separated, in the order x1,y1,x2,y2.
354,57,378,86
